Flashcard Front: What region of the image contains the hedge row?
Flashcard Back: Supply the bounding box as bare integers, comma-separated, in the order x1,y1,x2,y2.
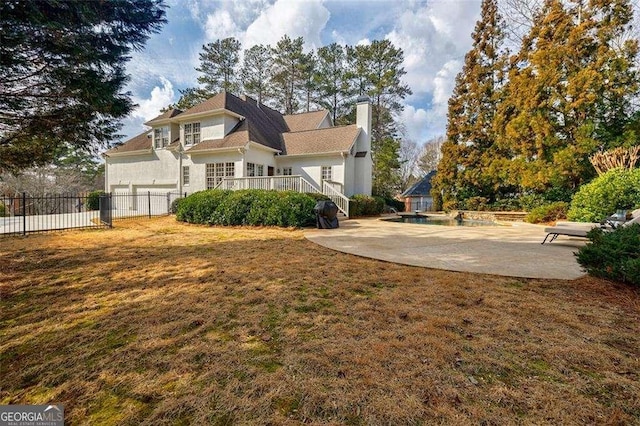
175,189,317,228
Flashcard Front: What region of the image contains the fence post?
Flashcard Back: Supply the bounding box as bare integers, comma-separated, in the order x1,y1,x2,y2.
22,192,26,236
166,192,171,216
109,193,113,228
148,191,152,219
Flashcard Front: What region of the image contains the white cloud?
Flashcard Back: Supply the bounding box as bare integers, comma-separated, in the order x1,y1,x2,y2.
131,77,176,122
204,9,241,40
386,1,479,96
399,105,429,143
243,0,330,49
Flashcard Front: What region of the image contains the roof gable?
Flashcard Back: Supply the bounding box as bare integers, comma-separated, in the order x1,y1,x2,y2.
144,108,182,126
283,110,329,132
106,131,152,155
282,125,360,156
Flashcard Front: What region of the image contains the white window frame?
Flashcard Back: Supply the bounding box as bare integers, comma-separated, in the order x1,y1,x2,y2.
154,126,169,149
256,164,264,176
182,166,190,186
184,122,201,146
247,162,256,177
282,167,292,176
321,166,332,181
206,162,235,189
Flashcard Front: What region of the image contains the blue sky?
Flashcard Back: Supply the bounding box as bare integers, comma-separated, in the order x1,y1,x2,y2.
120,0,483,144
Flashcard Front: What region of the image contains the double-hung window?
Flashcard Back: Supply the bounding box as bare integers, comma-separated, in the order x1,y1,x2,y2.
282,167,292,176
184,122,201,146
182,166,190,186
321,166,332,181
154,127,168,149
247,162,256,177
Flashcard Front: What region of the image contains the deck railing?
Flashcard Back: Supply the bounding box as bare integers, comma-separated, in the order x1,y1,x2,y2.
217,176,322,194
322,181,350,217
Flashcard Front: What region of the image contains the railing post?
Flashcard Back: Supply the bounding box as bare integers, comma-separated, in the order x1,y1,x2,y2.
148,191,152,219
167,192,171,215
22,192,26,235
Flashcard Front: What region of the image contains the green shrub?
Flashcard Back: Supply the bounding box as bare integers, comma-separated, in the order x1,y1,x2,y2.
382,196,405,212
350,195,384,217
175,190,231,224
576,224,640,286
305,192,330,202
175,189,316,228
568,168,640,222
0,203,7,217
169,197,183,214
518,194,546,212
86,190,105,211
525,202,569,224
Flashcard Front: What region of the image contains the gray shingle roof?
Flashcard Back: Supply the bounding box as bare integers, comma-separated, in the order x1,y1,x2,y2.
111,92,357,157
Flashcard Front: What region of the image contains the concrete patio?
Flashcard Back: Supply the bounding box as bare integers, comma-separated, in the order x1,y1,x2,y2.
304,216,587,280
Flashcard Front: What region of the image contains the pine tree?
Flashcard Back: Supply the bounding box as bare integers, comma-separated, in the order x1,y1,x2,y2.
433,0,507,207
0,0,166,172
315,43,354,122
271,35,306,114
241,44,273,105
299,51,317,112
348,40,411,197
196,37,241,94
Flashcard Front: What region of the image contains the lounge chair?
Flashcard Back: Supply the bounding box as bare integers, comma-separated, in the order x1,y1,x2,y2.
542,209,640,245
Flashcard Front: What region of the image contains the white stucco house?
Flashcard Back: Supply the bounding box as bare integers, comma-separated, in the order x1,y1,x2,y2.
104,91,373,216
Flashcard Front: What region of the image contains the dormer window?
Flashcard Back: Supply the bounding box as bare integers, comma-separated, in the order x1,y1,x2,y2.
184,122,201,146
154,127,169,149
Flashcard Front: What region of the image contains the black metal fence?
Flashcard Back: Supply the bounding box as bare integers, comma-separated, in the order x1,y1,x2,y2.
0,191,186,236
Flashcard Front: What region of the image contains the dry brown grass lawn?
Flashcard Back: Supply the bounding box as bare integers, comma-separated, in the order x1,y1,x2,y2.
1,216,639,425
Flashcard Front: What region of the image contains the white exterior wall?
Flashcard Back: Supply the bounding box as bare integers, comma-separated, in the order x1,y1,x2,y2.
343,154,355,196
185,151,243,192
352,131,372,196
106,149,179,193
275,155,345,192
199,116,226,141
354,100,373,196
244,145,277,176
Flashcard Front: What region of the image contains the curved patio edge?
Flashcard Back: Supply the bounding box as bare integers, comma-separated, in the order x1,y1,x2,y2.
304,217,586,280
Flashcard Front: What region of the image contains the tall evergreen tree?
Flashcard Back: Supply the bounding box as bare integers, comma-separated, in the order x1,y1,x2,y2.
271,35,306,114
299,51,318,112
433,0,507,207
196,37,241,94
241,44,273,105
350,40,411,197
495,0,638,197
0,0,167,172
315,43,354,122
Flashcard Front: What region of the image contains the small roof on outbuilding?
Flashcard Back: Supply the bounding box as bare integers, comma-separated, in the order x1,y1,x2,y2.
402,171,436,197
